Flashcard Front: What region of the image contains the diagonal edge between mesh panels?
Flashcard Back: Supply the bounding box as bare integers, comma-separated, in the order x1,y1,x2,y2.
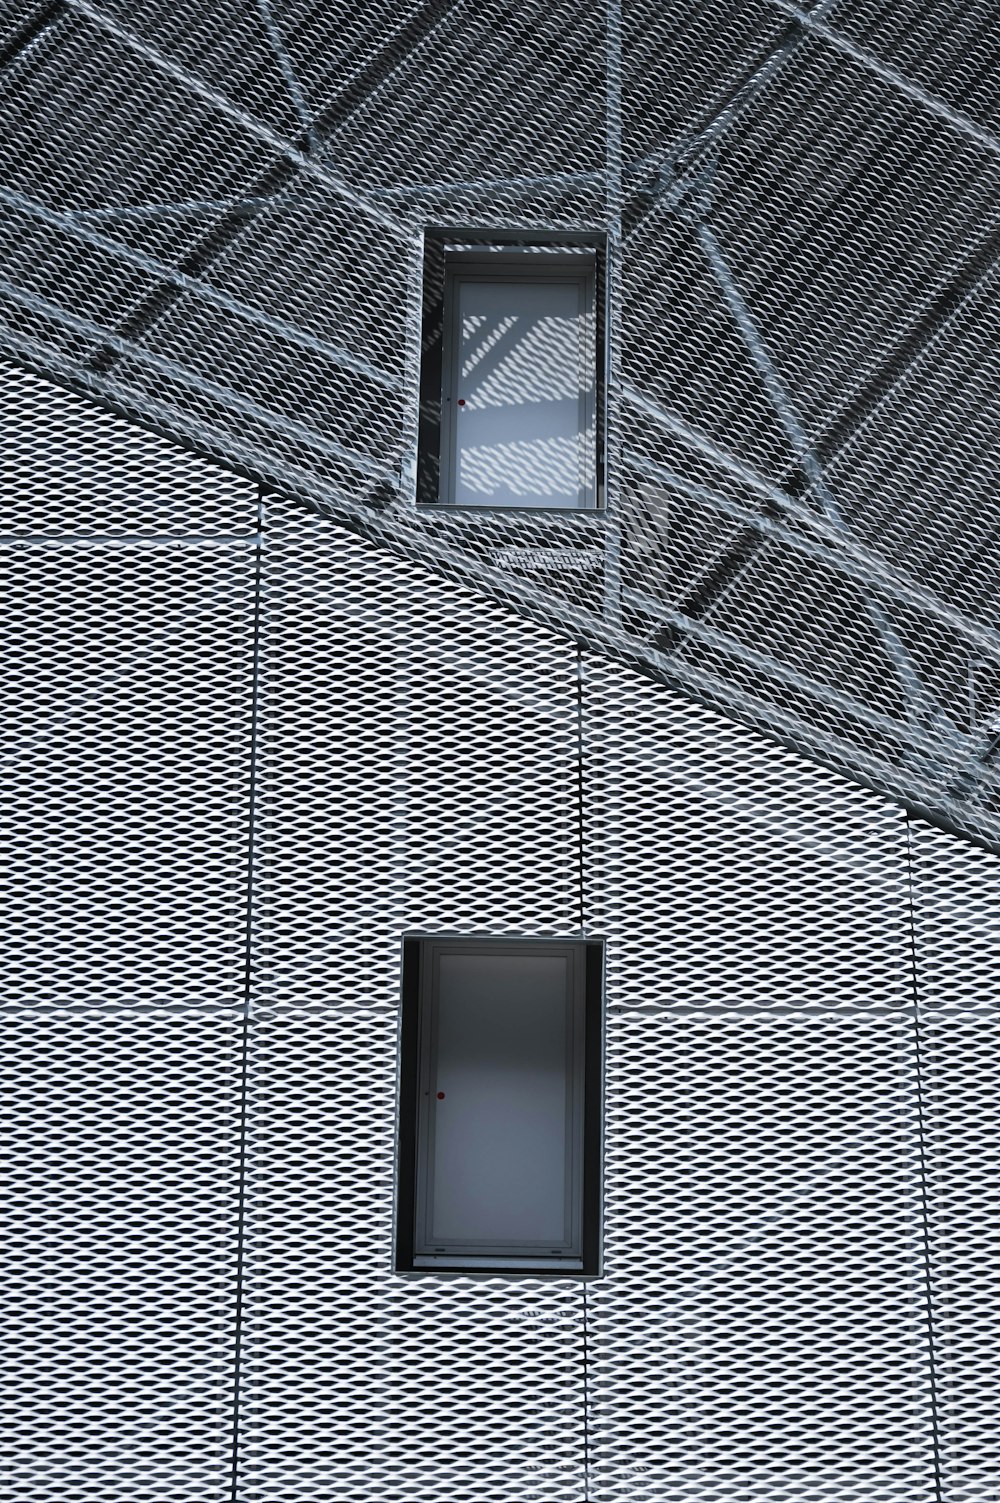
4,335,1000,866
0,361,259,534
4,3,1000,855
7,332,998,871
5,364,1000,1501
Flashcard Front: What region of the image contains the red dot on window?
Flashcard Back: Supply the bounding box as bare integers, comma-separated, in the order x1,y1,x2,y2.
457,399,466,406
436,1091,445,1099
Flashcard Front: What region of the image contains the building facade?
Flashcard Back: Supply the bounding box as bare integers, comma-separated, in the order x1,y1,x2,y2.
3,365,999,1500
3,1,1000,1497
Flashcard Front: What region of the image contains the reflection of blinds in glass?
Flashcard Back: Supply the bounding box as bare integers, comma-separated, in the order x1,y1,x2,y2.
444,275,595,508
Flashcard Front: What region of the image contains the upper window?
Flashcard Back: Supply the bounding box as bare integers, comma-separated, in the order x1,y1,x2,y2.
418,243,602,510
395,937,603,1274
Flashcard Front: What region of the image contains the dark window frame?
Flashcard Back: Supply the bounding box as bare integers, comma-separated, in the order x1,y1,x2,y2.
395,935,603,1276
416,230,609,512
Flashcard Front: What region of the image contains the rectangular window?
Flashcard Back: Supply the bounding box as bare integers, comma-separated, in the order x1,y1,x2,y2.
418,241,604,510
396,937,602,1273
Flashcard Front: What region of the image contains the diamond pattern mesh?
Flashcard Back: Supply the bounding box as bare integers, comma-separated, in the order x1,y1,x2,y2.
3,1011,241,1500
4,363,998,1498
2,0,1000,844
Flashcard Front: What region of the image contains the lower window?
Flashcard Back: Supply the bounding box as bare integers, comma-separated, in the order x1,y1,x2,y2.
396,937,602,1274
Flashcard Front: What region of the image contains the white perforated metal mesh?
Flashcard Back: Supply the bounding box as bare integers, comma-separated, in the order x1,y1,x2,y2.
240,501,584,1498
2,0,1000,845
584,659,933,1499
0,364,252,1500
5,365,997,1499
3,1011,241,1500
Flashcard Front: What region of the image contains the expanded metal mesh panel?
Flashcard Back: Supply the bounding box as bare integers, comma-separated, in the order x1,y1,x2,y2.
911,819,1000,1014
241,1011,586,1502
911,821,1000,1497
590,1013,932,1501
5,370,1000,1501
833,0,1000,134
0,571,255,1003
0,372,256,1011
0,368,251,1496
920,1013,1000,1501
3,1,1000,846
1,1010,240,1501
241,497,585,1500
583,655,910,1016
252,496,580,1016
583,659,934,1498
0,364,257,534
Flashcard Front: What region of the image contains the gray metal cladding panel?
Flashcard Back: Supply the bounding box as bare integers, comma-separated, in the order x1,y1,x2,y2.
620,211,799,480
694,43,1000,444
620,0,789,165
10,2,1000,847
832,0,1000,135
0,10,279,219
316,0,608,228
1,1008,241,1501
81,0,309,136
825,265,1000,624
199,178,409,373
590,1012,934,1501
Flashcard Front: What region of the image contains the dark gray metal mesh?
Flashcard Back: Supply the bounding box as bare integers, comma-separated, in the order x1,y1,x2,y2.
2,0,999,846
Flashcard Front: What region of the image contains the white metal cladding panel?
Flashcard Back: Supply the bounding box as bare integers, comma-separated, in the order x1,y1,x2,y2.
920,1015,1000,1501
238,1010,586,1501
397,551,580,941
252,494,580,1018
0,374,252,1497
911,825,1000,1495
0,363,258,535
250,505,408,1016
587,1012,933,1501
3,369,1000,1499
910,819,1000,1012
0,534,256,1009
582,656,911,1016
582,657,935,1498
1,1009,241,1501
239,499,585,1500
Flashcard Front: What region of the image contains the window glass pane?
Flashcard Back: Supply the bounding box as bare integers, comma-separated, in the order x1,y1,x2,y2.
449,278,593,508
419,951,578,1252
